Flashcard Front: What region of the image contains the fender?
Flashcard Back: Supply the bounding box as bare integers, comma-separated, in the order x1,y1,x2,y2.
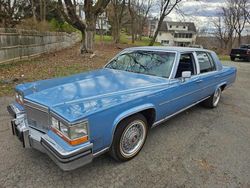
216,81,227,91
108,103,156,147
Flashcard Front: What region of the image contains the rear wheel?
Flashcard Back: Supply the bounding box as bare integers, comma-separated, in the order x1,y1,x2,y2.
201,87,222,108
109,114,148,161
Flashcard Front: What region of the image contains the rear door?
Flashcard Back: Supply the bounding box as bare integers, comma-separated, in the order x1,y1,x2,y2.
194,51,218,98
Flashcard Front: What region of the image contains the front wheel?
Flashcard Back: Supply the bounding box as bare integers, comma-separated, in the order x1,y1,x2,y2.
201,87,222,108
230,56,235,61
109,114,148,162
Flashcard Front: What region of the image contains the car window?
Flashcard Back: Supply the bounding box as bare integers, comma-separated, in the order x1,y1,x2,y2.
196,52,216,73
175,53,196,78
106,51,176,78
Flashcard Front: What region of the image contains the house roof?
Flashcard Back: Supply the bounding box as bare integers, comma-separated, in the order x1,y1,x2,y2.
159,21,196,33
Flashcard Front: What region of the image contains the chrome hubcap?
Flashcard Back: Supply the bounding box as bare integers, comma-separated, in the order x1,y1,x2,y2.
213,88,221,106
120,120,146,158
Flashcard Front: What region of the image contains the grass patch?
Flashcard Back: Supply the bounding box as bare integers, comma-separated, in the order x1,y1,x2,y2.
218,55,230,61
95,33,161,46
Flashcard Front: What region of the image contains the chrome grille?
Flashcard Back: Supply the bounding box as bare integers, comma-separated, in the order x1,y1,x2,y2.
24,100,50,132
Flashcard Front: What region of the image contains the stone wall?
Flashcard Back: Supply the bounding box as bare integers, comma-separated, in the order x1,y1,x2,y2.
0,28,81,63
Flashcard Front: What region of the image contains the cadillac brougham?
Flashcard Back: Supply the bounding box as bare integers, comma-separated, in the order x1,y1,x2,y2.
7,47,236,171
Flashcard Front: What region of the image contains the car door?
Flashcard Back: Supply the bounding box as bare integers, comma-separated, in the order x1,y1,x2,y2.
194,51,218,99
157,52,203,120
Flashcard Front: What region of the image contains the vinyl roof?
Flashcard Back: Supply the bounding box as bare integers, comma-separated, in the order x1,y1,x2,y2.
125,46,211,53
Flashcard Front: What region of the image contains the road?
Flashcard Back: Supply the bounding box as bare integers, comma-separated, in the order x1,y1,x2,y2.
0,61,249,188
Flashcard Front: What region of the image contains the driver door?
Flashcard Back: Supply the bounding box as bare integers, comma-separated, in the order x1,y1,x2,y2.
157,52,202,119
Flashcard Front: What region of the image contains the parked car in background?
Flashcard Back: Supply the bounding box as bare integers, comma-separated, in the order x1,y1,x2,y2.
8,47,237,171
230,44,250,61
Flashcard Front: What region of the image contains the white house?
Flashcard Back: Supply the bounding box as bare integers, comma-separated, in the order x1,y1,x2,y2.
76,5,110,34
155,21,197,47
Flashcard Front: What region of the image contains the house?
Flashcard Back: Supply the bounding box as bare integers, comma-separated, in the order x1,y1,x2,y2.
155,21,197,47
75,5,110,34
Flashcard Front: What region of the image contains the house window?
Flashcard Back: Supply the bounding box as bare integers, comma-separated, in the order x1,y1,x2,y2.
159,32,162,36
183,26,186,29
161,40,169,45
170,25,172,28
176,25,179,28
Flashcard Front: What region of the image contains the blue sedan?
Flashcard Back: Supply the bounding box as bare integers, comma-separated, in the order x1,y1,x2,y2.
8,47,237,171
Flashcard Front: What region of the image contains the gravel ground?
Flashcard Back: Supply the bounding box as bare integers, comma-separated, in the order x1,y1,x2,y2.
0,61,249,188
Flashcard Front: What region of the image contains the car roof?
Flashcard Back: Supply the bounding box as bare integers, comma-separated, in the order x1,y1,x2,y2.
125,46,212,53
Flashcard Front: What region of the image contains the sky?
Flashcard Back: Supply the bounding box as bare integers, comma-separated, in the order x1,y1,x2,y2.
151,0,250,34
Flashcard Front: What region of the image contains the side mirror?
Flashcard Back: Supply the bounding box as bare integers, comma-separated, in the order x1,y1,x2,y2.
181,71,191,82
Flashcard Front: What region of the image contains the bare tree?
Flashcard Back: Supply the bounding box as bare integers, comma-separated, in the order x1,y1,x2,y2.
58,0,110,53
128,0,136,43
231,0,249,45
0,0,30,27
213,1,238,52
137,0,153,40
149,0,182,46
107,0,126,43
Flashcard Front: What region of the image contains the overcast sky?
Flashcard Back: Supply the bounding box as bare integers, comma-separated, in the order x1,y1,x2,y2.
151,0,250,34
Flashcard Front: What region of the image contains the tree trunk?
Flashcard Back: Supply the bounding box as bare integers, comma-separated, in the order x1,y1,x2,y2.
149,16,164,46
238,33,241,46
82,15,96,53
131,18,135,43
31,0,37,22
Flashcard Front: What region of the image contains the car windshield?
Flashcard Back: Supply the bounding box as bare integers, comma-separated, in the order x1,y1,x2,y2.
105,50,176,78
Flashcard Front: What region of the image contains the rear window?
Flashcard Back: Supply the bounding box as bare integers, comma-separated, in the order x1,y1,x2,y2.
240,45,250,49
196,52,216,73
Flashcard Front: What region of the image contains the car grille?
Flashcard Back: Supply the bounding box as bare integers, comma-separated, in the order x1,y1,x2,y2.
24,100,50,132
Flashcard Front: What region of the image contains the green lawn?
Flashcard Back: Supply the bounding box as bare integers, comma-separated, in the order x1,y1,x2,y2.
218,55,231,61
95,33,161,46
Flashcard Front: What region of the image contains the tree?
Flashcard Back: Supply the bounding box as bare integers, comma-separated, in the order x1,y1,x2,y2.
231,0,249,45
0,0,31,27
213,2,237,51
107,0,126,43
128,0,136,43
137,0,153,40
58,0,111,53
149,0,181,46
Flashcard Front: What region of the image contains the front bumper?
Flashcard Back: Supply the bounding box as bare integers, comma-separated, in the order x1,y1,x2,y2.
8,103,93,171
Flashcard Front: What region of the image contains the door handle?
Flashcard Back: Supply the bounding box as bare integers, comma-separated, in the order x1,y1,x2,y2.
196,80,203,83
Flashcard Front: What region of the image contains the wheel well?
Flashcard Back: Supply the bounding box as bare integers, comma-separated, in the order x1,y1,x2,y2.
139,108,156,128
220,84,227,91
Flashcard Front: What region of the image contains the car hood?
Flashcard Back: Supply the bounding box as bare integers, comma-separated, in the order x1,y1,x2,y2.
18,69,169,122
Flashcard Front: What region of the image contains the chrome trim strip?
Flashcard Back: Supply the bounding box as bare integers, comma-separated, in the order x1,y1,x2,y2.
24,99,48,113
93,147,109,157
41,134,93,158
152,96,210,127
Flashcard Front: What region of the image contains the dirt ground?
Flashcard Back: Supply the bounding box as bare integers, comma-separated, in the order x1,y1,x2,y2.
0,42,125,96
0,49,249,187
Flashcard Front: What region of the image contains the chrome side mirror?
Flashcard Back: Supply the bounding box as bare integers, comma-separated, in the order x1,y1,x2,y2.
181,71,191,82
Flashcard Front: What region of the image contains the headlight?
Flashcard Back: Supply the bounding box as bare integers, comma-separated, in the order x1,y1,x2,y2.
69,122,88,140
51,117,59,129
50,117,88,145
15,92,24,104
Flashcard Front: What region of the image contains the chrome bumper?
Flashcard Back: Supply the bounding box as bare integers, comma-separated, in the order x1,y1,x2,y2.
8,103,93,171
